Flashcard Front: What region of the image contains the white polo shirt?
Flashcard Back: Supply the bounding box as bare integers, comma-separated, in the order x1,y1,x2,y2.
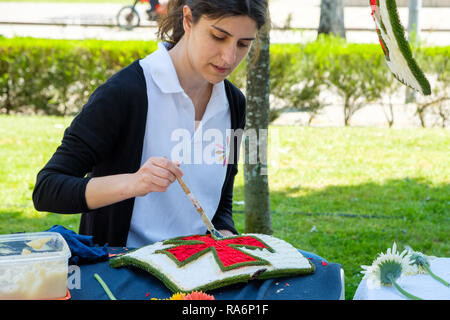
126,42,231,247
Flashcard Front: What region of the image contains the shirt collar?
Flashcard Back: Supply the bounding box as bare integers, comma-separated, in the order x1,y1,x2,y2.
206,80,228,117
147,42,184,94
144,42,229,117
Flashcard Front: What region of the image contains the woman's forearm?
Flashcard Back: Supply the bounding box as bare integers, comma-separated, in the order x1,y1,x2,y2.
85,173,137,210
84,157,183,210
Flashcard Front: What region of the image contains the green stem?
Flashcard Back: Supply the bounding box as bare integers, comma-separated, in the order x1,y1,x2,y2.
94,273,117,300
423,264,450,287
388,275,423,300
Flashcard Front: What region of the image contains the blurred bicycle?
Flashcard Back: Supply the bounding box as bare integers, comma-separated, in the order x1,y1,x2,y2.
117,0,168,30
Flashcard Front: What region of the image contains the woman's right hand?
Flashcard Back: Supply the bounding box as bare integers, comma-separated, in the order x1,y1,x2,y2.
132,157,183,196
85,157,183,210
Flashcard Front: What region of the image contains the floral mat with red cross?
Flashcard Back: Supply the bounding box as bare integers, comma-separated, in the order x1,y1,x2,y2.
110,233,315,293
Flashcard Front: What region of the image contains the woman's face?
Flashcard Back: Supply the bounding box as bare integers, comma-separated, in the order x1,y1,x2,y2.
183,8,258,84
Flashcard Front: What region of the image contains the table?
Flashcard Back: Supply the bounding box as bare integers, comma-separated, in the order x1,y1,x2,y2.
353,258,450,300
69,247,345,300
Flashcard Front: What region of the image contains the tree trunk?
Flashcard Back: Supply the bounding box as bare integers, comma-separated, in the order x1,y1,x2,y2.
405,0,422,103
343,96,351,126
437,105,449,128
416,106,426,127
408,0,422,43
382,102,395,128
244,19,273,235
318,0,346,39
5,83,12,115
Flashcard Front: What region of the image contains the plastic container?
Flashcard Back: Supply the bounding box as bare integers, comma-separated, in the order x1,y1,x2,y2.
0,232,71,300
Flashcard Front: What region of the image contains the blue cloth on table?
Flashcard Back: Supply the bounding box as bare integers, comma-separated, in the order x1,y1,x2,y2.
298,249,328,263
47,225,108,265
69,247,342,300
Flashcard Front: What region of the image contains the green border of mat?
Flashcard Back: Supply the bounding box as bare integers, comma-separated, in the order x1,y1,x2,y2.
110,234,315,294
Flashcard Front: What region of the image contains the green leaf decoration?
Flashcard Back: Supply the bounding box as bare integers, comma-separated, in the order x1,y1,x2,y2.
370,0,431,95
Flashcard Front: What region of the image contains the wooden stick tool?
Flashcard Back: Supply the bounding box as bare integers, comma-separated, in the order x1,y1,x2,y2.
176,176,224,238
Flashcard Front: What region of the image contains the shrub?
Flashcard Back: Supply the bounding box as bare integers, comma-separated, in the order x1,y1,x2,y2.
0,38,157,115
270,44,328,125
315,36,390,126
414,46,450,127
0,36,448,128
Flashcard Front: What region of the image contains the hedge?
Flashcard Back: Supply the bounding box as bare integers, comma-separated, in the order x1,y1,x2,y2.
0,36,449,126
0,37,157,115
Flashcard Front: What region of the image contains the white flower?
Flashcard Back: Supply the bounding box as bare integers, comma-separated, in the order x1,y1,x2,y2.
404,245,449,288
361,264,381,289
361,242,414,289
404,245,436,275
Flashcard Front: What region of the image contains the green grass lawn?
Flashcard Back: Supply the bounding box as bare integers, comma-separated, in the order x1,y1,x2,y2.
0,115,449,299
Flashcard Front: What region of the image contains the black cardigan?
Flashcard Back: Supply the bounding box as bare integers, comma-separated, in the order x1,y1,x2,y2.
32,60,246,246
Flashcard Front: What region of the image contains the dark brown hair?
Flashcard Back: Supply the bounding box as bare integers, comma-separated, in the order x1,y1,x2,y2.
157,0,269,48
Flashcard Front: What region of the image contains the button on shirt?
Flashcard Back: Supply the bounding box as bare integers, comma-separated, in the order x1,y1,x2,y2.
126,42,231,247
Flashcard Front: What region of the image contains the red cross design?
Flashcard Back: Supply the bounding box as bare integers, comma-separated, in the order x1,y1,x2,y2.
158,234,273,271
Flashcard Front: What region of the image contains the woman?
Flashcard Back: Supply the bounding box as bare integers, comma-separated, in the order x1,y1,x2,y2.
32,0,268,247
